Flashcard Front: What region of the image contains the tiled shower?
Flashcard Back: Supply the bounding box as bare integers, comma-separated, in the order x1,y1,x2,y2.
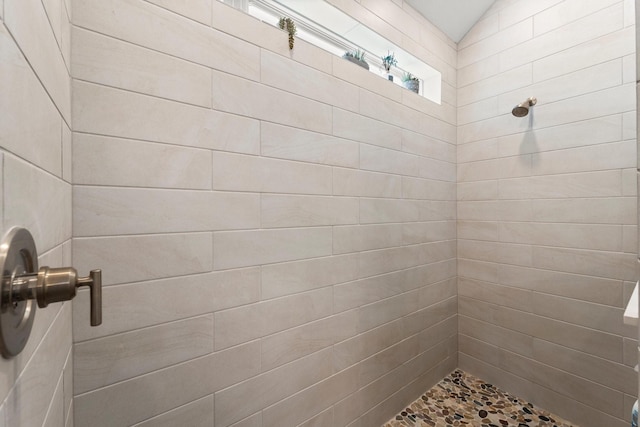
0,0,637,426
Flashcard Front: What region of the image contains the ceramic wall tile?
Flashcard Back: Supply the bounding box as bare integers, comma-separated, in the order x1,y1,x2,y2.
73,81,260,154
72,27,212,107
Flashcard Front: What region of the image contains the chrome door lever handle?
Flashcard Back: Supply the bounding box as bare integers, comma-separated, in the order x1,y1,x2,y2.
33,267,102,326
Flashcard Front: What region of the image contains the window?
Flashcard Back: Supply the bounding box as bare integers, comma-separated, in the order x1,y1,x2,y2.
221,0,442,104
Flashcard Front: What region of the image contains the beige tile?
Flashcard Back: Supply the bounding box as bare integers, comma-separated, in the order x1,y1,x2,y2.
74,268,259,342
533,339,636,395
531,197,636,224
72,133,212,189
74,187,259,236
261,50,359,112
73,0,259,80
458,55,500,88
418,158,456,183
533,246,636,281
458,64,532,107
458,240,532,267
500,4,624,72
210,0,287,56
42,373,64,427
499,170,622,200
457,139,498,163
459,278,532,313
402,297,457,346
458,16,532,69
357,290,420,333
73,233,213,286
0,247,64,405
62,123,71,183
261,311,357,371
457,181,498,202
498,115,622,157
498,264,623,307
214,288,333,350
72,27,211,107
532,141,635,176
261,366,359,427
458,13,499,50
499,350,623,417
0,25,61,176
212,70,332,134
213,227,332,270
261,194,358,228
333,168,402,199
333,108,403,150
459,354,628,427
457,219,498,242
419,200,456,222
74,315,213,394
4,304,71,427
357,246,422,279
74,342,259,427
457,201,499,221
212,152,332,195
62,348,72,425
401,129,455,163
4,0,71,121
359,198,419,224
360,144,420,177
298,407,334,427
458,97,499,125
499,222,622,251
360,89,424,135
622,338,638,367
335,265,447,313
458,155,531,182
145,0,211,25
460,297,623,362
531,293,629,336
4,155,71,253
358,335,420,387
333,320,404,371
261,122,359,168
73,81,260,154
499,59,623,115
459,316,533,358
402,221,456,245
622,225,637,253
458,258,498,282
261,254,358,300
623,110,636,140
333,224,404,255
533,84,635,131
228,413,262,427
215,348,334,426
132,395,214,427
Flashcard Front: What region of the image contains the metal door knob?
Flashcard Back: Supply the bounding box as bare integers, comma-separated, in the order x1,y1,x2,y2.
0,227,103,358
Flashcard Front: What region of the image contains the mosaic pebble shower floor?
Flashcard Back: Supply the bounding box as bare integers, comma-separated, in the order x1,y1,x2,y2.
384,370,575,427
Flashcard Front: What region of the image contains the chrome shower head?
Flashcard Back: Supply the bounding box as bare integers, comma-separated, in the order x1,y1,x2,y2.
512,97,537,117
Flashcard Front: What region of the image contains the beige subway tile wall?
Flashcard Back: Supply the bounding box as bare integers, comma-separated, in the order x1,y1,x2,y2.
70,0,457,426
458,1,637,427
0,0,73,425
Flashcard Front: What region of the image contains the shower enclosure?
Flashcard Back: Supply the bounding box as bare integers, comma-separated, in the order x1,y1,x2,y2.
0,0,636,426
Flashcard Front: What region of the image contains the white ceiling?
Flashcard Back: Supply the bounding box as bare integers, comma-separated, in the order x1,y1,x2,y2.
404,0,497,43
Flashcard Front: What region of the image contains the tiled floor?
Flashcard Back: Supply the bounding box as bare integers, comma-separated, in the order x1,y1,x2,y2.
384,370,575,427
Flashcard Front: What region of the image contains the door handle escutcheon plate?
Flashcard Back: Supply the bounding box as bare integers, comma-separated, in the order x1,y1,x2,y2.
0,227,103,358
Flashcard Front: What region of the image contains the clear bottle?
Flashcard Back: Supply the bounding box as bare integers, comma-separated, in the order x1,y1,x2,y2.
633,400,638,427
